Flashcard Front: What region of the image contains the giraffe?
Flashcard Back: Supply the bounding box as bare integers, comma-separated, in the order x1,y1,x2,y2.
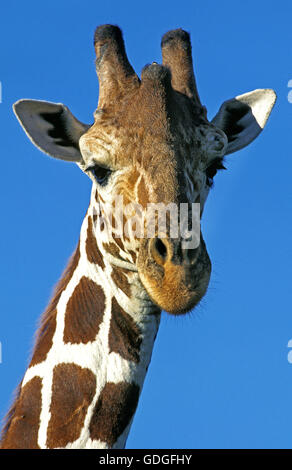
0,25,276,449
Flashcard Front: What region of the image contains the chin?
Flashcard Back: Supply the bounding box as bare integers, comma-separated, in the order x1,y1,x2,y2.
139,269,210,315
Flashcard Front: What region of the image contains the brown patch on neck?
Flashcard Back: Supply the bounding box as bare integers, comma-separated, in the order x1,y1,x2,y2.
86,216,105,269
30,242,80,367
63,276,106,344
0,377,42,449
113,234,125,251
89,381,140,447
128,250,137,264
103,241,124,260
108,297,141,363
47,363,96,448
111,266,132,298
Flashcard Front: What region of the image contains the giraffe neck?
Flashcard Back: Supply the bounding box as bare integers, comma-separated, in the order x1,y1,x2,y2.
1,198,161,449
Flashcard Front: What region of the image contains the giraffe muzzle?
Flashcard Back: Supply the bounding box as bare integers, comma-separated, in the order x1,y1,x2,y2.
138,235,211,314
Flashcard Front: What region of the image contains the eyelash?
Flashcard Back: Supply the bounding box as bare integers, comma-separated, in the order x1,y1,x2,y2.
87,164,112,186
205,158,226,187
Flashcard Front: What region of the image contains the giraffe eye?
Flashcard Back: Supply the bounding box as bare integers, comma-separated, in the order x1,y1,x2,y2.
88,164,112,186
205,158,226,187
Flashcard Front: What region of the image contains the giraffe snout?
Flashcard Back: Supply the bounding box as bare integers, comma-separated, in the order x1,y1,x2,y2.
138,234,211,314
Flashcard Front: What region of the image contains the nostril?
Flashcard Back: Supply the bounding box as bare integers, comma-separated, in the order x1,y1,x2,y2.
154,238,168,260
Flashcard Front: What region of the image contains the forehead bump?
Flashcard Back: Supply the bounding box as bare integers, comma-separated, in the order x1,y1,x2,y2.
138,63,174,129
93,24,140,109
141,63,172,91
161,28,203,111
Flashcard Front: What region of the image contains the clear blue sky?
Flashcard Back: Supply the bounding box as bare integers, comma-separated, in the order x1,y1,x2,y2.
0,0,292,449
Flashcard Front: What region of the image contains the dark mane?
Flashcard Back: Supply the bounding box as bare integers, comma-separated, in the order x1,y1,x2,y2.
0,242,80,446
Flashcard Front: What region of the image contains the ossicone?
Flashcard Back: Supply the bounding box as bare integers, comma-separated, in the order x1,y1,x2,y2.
93,24,140,110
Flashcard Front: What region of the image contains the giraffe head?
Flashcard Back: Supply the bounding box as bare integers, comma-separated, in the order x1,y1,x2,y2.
13,25,276,314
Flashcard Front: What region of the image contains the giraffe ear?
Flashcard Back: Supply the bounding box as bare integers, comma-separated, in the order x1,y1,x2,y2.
13,99,91,162
211,89,276,155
